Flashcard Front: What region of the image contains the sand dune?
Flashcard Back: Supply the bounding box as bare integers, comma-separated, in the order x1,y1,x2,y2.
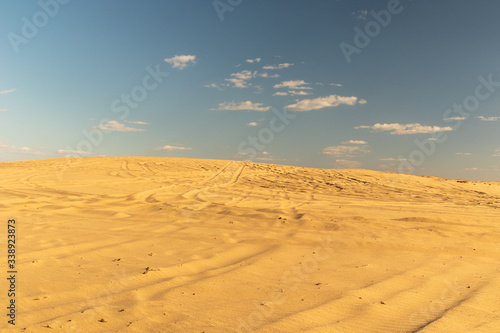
1,156,500,332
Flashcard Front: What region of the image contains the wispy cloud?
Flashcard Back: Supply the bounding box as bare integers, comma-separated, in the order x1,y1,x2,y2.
455,152,472,156
164,55,196,70
254,151,285,162
0,109,7,112
246,58,262,63
322,145,370,157
335,159,361,168
216,69,280,89
57,149,93,156
258,72,280,78
476,116,500,122
443,116,466,121
273,90,312,96
0,141,43,155
329,83,343,87
288,90,312,96
352,9,368,20
286,95,366,112
0,89,16,95
153,145,192,151
263,63,294,70
342,140,367,145
464,167,479,171
204,83,225,90
92,120,146,132
274,80,312,90
355,123,453,135
323,139,370,166
247,122,259,126
124,120,150,125
255,156,286,162
493,149,500,157
211,101,271,111
380,157,407,161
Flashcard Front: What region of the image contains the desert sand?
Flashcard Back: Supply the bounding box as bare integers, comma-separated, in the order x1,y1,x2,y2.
1,156,500,332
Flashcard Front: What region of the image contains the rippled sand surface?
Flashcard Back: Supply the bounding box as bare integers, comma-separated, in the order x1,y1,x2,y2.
2,157,500,332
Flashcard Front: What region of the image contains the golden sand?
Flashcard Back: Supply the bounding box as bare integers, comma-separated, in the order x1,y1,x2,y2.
1,157,499,332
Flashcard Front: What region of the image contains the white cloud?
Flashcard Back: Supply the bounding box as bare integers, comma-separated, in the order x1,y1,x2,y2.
220,70,279,89
477,116,500,122
154,145,192,151
225,70,256,88
0,89,15,95
342,140,367,145
254,152,285,162
335,159,362,168
124,120,149,125
455,152,472,156
92,120,146,132
247,122,259,126
0,141,43,155
285,95,365,112
322,145,370,157
263,63,294,70
273,90,313,96
204,83,226,90
57,149,92,156
355,123,453,135
258,72,280,78
255,157,286,162
464,167,479,171
493,149,500,157
329,83,343,87
211,101,271,112
246,58,262,63
380,158,407,161
274,80,312,90
164,55,196,70
288,90,312,96
444,116,466,121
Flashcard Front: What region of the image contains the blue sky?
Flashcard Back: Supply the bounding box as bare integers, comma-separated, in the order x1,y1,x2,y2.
1,0,499,180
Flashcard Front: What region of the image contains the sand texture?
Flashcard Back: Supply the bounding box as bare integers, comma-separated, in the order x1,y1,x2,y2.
1,156,500,332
